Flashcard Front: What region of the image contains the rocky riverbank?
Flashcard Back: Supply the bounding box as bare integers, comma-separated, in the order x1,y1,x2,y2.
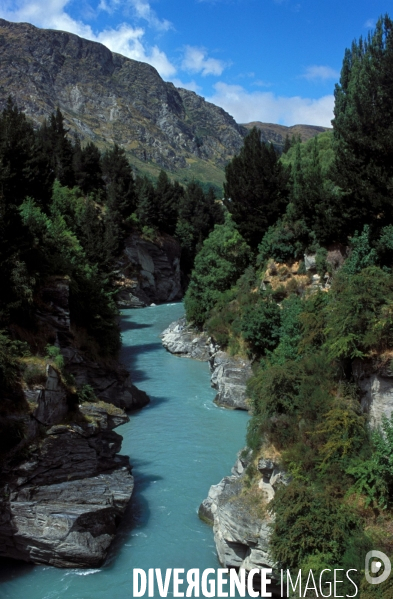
161,318,252,409
198,450,289,593
0,277,149,568
0,392,133,567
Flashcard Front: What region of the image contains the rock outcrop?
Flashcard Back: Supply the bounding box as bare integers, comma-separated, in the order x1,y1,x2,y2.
210,352,252,410
161,317,211,360
353,358,393,429
37,276,149,410
0,275,149,568
116,232,183,308
161,318,252,409
0,372,134,567
199,451,288,596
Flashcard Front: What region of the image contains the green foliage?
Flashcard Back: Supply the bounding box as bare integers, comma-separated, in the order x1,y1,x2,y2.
45,345,64,371
324,267,393,360
333,16,393,236
270,294,303,364
241,296,281,355
342,225,378,275
257,221,300,264
270,481,361,571
176,180,224,274
224,127,289,250
77,384,97,403
184,216,251,327
348,414,393,508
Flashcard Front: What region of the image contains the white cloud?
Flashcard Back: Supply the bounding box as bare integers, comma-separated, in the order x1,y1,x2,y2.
171,78,201,93
206,82,334,127
181,45,226,76
99,0,172,31
0,0,177,78
96,25,176,76
364,18,375,29
301,65,339,81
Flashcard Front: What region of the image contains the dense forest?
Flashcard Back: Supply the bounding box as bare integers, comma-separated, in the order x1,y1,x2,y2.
0,100,223,452
185,15,393,598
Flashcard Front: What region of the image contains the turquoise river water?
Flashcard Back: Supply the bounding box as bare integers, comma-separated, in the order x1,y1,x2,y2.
0,303,251,599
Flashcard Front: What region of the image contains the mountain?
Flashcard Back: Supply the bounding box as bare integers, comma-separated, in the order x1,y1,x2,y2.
0,18,328,188
243,121,331,150
0,18,246,188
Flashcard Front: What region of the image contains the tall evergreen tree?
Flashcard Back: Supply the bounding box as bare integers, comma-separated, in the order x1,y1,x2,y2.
154,170,179,235
224,127,289,250
101,144,137,220
73,141,105,196
333,15,393,236
39,108,75,188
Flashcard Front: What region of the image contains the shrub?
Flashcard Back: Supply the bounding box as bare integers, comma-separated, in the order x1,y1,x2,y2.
184,216,251,327
241,297,281,355
270,481,360,570
324,267,393,360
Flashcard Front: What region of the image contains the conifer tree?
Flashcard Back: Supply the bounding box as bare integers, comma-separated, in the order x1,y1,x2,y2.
101,144,137,220
40,108,75,188
73,141,104,196
333,15,393,236
224,127,289,250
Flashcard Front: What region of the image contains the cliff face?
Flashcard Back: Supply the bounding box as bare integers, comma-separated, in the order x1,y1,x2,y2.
0,277,148,567
0,18,245,184
116,232,183,308
0,391,133,567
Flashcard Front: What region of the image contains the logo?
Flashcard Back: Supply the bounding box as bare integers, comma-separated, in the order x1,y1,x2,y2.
365,551,391,585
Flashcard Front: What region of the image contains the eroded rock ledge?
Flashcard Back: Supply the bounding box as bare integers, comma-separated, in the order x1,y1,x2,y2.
199,451,289,596
0,372,134,567
0,277,149,567
161,318,252,410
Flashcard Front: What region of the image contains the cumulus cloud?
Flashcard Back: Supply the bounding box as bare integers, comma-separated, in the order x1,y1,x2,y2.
99,0,172,31
206,82,334,127
0,0,177,78
301,65,339,82
181,45,226,76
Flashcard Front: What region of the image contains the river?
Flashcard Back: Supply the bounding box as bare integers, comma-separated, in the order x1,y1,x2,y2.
0,303,249,598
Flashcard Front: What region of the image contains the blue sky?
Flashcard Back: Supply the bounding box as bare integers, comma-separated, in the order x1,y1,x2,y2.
0,0,390,126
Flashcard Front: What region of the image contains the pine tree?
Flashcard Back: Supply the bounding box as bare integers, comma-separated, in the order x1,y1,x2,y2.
154,170,179,234
136,176,157,227
102,144,137,219
73,141,105,196
224,127,289,250
333,15,393,236
39,108,75,188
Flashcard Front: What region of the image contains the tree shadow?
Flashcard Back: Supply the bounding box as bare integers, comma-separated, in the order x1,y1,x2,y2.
120,320,153,332
0,557,36,584
120,342,163,383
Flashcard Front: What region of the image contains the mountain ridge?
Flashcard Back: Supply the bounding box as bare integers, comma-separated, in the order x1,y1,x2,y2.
0,18,328,187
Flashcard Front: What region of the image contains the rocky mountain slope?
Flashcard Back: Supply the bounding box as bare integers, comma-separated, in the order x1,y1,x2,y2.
0,18,245,188
0,18,328,188
243,121,331,150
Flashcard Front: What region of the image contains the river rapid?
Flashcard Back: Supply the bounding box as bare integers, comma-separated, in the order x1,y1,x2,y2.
0,303,249,599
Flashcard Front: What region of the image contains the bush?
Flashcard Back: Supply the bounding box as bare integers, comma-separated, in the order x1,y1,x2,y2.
241,296,281,355
347,413,393,508
270,481,361,570
324,267,393,360
184,216,251,327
